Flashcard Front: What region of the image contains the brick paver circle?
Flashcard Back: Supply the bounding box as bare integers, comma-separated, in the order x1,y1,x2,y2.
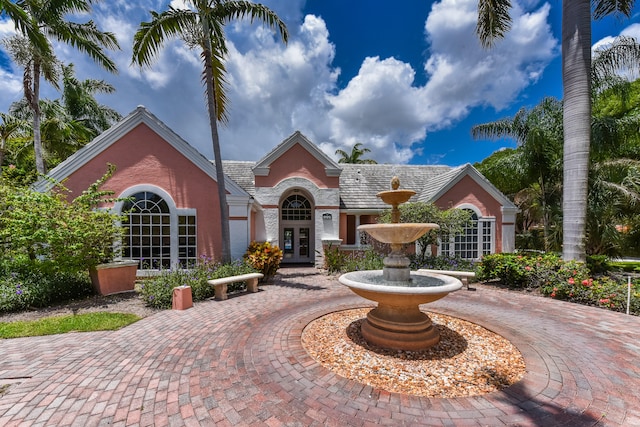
1,267,639,426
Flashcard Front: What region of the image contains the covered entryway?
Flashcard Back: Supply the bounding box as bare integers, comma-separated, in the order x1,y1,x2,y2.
280,193,314,264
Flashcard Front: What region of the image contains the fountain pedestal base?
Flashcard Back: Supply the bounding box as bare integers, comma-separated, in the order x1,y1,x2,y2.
363,304,439,350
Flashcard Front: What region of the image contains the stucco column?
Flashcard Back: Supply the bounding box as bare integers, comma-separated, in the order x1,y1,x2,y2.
501,207,518,253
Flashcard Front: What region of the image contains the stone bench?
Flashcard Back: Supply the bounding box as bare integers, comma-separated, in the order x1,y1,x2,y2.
418,269,476,290
207,272,264,300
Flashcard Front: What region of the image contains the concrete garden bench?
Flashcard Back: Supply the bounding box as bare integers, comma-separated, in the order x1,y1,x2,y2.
207,272,264,300
418,269,476,290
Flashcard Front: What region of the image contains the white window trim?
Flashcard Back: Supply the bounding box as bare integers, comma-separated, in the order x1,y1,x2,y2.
114,185,196,270
439,204,496,260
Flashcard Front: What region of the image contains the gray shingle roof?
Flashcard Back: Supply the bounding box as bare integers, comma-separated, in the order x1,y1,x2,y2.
221,161,501,210
415,165,466,203
337,164,453,209
221,161,256,195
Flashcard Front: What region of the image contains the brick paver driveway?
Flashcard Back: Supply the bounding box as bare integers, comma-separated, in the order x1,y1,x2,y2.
1,267,639,426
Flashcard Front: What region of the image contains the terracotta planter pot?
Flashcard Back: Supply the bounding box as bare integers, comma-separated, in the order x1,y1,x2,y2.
89,260,139,295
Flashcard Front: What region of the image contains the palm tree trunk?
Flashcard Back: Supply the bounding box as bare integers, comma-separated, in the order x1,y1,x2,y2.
561,0,591,262
27,60,46,174
0,138,5,168
539,176,551,252
201,24,231,263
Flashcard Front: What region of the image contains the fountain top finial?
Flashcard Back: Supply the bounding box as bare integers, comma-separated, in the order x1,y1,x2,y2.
391,176,400,190
377,176,415,211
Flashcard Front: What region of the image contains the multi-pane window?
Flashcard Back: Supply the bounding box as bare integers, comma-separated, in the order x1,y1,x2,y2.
281,194,312,221
440,232,450,257
121,191,196,269
439,208,494,260
178,215,197,268
455,212,479,259
482,220,493,255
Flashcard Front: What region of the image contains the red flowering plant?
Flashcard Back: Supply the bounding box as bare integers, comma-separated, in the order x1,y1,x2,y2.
541,273,640,315
478,253,639,315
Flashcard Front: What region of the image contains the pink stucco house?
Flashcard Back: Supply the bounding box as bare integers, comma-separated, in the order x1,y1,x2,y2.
36,106,517,270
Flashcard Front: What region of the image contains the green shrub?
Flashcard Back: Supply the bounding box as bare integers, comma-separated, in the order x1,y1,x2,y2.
541,276,640,315
244,241,283,281
138,275,175,309
0,165,124,273
476,253,532,287
343,249,384,272
608,261,640,273
0,257,92,313
586,255,610,274
477,252,639,315
208,260,257,293
477,253,591,289
321,244,347,273
139,258,257,309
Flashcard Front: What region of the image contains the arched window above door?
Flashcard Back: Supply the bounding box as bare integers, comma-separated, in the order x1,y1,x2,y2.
281,194,312,221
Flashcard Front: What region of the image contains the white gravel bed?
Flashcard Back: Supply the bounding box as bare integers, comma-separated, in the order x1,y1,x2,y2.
302,308,525,398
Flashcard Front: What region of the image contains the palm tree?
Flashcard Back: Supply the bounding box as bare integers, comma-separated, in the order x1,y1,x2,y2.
335,143,378,164
60,64,122,137
472,98,563,251
0,0,119,174
10,97,94,169
132,0,288,263
476,0,636,261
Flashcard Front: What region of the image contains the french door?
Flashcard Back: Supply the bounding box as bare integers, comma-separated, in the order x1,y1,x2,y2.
282,226,313,263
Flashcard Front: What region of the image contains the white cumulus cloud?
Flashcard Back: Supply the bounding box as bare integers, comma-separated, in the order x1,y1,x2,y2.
0,0,558,165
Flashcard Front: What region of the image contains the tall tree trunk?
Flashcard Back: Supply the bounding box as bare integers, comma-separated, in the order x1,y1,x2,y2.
26,60,46,174
561,0,591,262
202,25,231,263
539,176,550,252
0,140,5,168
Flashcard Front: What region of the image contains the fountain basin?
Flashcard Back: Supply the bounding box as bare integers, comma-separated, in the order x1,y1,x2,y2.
358,223,438,245
339,270,463,350
377,189,416,206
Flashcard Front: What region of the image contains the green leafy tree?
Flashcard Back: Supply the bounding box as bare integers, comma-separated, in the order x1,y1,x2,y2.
378,202,471,260
476,0,637,261
335,142,377,164
0,165,123,272
472,98,563,251
0,0,119,174
473,148,526,197
10,98,93,168
0,112,28,170
132,0,288,263
586,38,640,256
60,63,122,137
4,62,121,173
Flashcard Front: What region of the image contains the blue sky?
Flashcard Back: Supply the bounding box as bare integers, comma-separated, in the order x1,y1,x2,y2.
1,0,639,166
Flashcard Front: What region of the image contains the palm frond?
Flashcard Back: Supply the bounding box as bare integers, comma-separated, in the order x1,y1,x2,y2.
0,0,52,56
200,47,230,124
592,36,640,91
47,21,119,72
475,0,512,48
132,8,198,67
592,0,635,20
214,1,288,44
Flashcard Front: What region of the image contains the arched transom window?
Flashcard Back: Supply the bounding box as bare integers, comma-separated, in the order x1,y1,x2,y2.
121,191,197,269
281,194,312,221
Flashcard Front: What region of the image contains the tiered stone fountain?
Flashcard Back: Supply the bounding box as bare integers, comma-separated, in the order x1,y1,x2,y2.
339,177,462,351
